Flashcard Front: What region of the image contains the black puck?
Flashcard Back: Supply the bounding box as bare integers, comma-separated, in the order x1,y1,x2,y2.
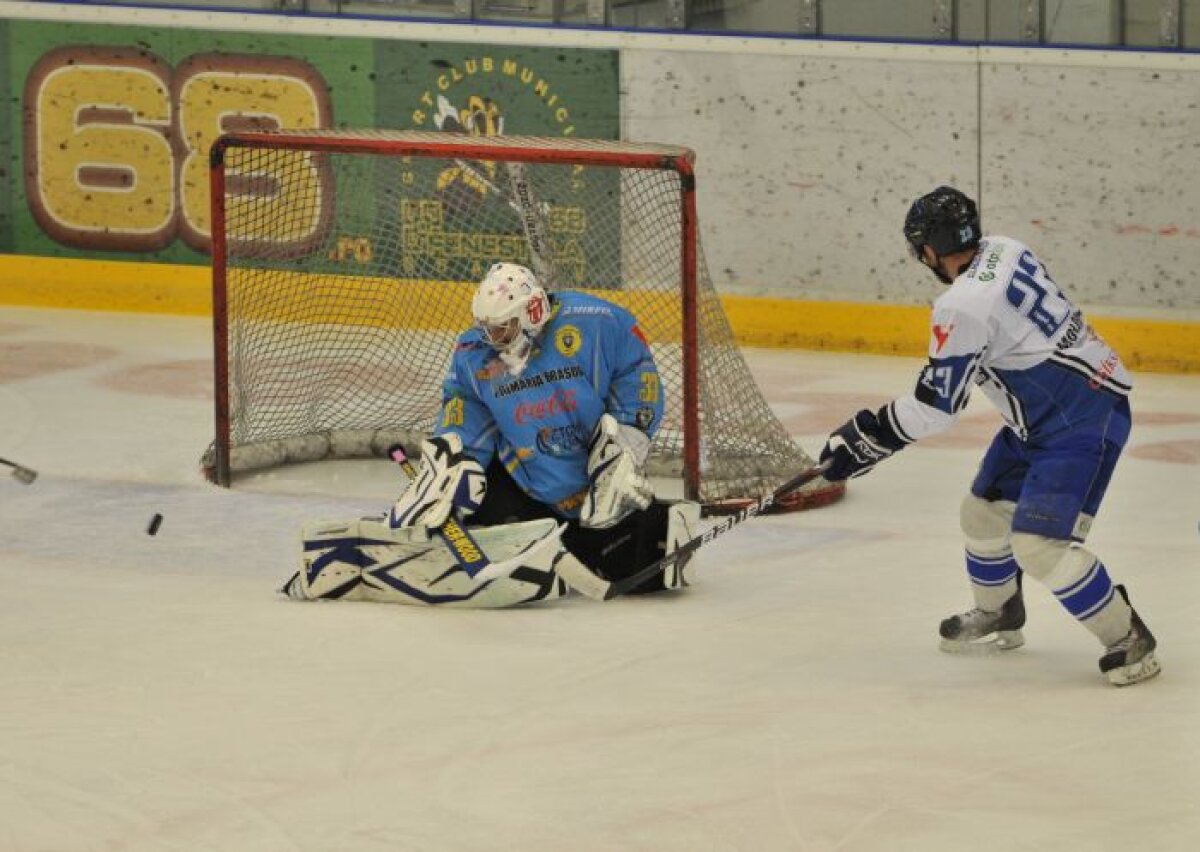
147,513,163,536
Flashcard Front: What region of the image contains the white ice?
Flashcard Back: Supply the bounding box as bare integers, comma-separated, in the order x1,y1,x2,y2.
1,305,1197,852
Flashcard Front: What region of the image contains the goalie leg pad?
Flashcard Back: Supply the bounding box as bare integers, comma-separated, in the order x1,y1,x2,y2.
288,518,396,601
291,516,567,608
564,499,700,595
661,500,702,591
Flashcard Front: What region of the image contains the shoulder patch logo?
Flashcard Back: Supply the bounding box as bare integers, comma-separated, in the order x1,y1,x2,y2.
932,323,955,354
554,324,582,357
474,359,505,382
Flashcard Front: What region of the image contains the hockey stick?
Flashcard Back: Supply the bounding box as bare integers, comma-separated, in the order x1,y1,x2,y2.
387,445,564,585
448,157,555,287
503,160,556,288
1,457,37,484
596,460,832,601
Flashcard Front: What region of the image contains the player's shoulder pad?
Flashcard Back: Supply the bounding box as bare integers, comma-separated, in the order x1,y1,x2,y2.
927,294,990,359
958,235,1031,286
556,290,627,323
939,245,1007,317
450,329,496,382
453,327,488,353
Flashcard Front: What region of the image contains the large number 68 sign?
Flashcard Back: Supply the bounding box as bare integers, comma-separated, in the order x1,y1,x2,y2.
23,47,333,253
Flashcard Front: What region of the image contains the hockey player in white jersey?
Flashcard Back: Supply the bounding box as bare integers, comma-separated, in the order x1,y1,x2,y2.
819,186,1159,686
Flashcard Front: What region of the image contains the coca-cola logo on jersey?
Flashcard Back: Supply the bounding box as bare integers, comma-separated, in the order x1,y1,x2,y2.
515,389,577,423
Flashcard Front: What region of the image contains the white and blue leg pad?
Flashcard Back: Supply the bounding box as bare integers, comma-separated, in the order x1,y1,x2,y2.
285,516,567,608
661,500,701,590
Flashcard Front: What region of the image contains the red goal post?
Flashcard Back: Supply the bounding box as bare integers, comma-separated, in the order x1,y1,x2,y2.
203,129,843,513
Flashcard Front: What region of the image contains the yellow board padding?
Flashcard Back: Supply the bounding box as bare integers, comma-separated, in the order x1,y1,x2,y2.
0,254,1196,373
720,293,1200,374
0,255,212,316
215,271,687,344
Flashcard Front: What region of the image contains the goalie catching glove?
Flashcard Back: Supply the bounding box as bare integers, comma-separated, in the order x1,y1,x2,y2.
580,414,654,529
389,434,487,530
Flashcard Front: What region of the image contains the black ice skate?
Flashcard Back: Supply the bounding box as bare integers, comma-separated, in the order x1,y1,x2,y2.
1099,586,1161,687
938,580,1025,654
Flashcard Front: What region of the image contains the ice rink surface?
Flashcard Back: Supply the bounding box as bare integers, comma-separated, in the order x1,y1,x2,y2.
1,305,1197,852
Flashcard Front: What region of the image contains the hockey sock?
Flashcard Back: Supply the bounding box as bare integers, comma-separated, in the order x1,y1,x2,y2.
965,549,1021,612
1041,547,1132,647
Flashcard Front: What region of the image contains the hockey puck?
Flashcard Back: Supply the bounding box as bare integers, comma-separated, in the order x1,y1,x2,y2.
147,513,163,536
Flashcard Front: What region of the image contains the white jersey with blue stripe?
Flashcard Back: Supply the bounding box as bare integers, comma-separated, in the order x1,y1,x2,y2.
887,236,1132,445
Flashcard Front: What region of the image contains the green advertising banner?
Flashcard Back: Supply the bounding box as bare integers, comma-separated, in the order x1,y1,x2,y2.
371,42,621,287
374,42,616,139
0,18,618,266
0,19,12,254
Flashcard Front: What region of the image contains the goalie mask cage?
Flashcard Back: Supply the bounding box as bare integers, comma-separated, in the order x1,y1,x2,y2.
204,130,843,513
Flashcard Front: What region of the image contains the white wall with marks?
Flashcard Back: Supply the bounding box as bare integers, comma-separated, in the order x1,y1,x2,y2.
623,44,978,305
981,50,1200,314
625,42,1200,313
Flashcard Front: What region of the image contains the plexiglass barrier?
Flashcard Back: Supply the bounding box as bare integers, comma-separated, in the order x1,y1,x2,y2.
48,1,1200,48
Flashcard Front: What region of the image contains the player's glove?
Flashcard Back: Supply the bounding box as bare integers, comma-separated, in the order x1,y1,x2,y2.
389,434,487,530
580,414,653,529
819,408,909,481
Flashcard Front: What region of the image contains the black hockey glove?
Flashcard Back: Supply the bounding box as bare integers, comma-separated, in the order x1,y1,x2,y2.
819,407,909,481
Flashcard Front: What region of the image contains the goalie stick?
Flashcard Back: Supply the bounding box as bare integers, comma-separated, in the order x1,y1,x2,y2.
1,457,37,484
503,160,556,288
595,461,832,601
387,445,565,585
440,156,555,284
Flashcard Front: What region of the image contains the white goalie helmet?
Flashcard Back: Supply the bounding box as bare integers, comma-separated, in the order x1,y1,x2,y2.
471,263,550,367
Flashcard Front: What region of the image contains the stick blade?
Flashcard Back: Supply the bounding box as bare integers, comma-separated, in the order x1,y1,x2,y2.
11,466,37,484
550,551,611,601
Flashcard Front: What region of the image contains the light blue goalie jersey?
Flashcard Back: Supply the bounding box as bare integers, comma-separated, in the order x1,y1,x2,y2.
434,291,664,515
887,236,1132,444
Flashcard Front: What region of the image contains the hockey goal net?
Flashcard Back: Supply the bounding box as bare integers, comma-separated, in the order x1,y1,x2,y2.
203,130,843,512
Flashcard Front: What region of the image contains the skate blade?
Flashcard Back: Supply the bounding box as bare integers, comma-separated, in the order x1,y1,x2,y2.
1106,652,1162,687
939,629,1025,655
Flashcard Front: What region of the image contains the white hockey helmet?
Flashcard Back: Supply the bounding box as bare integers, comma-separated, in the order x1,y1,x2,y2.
471,263,550,353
